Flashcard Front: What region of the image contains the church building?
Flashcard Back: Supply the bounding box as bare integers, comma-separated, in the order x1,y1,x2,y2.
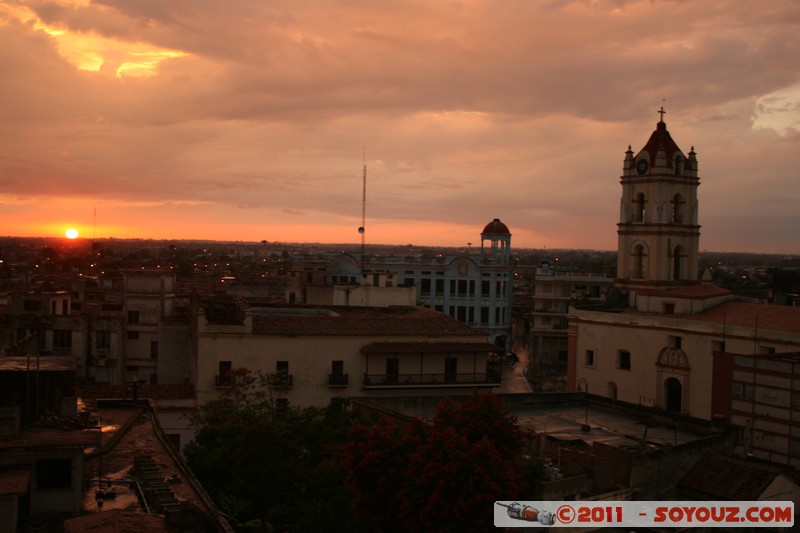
567,110,800,422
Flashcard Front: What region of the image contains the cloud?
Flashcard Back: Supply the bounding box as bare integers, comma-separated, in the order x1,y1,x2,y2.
0,0,799,252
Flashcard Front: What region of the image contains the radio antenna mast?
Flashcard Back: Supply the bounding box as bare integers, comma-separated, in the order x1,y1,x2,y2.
359,147,367,272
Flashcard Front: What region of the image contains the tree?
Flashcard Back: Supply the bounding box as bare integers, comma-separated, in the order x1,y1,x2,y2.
344,390,537,532
184,369,363,531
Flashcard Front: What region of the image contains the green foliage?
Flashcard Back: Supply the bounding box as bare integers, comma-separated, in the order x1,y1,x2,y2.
184,368,364,532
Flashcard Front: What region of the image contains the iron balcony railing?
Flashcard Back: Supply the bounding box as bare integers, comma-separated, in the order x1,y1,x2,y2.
328,373,349,387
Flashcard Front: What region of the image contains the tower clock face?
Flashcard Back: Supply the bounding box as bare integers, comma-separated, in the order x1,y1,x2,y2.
636,158,649,175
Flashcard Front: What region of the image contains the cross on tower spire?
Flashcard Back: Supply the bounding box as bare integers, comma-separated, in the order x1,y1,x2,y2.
658,105,666,123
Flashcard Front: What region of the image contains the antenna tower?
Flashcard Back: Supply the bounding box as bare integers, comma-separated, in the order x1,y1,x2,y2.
359,148,367,271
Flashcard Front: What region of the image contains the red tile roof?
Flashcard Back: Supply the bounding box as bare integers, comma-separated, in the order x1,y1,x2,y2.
638,283,731,299
678,454,793,500
361,342,503,354
692,301,800,333
252,306,483,336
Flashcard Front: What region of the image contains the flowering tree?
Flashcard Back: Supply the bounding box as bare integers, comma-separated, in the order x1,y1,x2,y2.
344,391,535,532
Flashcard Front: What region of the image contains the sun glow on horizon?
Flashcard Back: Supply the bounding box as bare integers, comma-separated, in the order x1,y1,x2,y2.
65,228,79,239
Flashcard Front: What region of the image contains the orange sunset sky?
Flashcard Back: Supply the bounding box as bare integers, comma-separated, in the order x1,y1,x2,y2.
1,1,798,253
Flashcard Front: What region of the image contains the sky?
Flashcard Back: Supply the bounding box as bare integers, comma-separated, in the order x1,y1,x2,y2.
1,0,799,253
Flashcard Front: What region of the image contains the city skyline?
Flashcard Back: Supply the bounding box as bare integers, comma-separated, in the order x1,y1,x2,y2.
1,1,799,254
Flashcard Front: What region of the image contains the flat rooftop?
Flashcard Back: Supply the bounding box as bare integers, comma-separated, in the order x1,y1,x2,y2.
511,403,705,449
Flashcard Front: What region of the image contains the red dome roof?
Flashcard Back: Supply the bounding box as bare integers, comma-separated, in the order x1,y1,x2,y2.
482,218,510,235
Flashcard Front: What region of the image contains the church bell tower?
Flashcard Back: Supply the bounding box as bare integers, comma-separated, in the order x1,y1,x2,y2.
616,108,701,298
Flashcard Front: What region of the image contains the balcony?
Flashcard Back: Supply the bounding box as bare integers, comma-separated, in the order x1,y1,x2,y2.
363,372,501,389
215,374,233,388
328,373,349,388
265,373,293,391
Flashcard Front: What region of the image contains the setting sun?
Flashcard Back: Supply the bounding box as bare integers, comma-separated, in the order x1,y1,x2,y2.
65,228,79,239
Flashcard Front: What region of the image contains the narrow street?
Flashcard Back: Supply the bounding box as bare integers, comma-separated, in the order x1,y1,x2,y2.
498,346,533,393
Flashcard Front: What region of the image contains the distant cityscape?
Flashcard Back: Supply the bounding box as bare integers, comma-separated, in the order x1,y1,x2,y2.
1,116,800,531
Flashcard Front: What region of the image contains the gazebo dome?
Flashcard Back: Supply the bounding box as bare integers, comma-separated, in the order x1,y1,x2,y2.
481,218,510,235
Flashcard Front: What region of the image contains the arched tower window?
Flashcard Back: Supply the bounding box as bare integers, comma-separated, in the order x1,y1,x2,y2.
672,245,684,280
634,193,646,223
674,155,684,176
671,193,684,224
633,244,645,279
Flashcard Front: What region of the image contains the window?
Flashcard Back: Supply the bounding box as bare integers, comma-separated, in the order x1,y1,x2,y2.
53,330,72,349
617,350,631,370
445,357,457,383
24,300,42,311
217,361,232,386
663,303,675,314
421,279,431,294
330,360,347,386
585,350,595,367
127,310,140,323
634,193,646,222
276,361,289,376
96,330,111,350
672,193,684,222
127,331,139,340
674,155,684,176
732,383,753,400
150,341,158,360
712,340,726,353
457,280,468,297
37,459,72,490
386,358,399,384
668,335,682,349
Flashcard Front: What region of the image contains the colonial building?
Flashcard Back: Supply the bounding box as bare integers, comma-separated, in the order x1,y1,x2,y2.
530,264,613,388
286,218,515,351
712,351,800,467
194,303,503,407
3,271,191,388
568,110,800,420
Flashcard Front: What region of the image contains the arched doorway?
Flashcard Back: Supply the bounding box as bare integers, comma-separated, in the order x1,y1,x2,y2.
664,377,682,412
607,381,618,400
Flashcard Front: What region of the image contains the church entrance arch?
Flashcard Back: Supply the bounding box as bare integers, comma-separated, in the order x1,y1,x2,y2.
664,377,682,412
656,347,690,413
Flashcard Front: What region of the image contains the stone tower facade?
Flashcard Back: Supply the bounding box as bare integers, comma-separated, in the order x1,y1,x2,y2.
616,108,700,300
